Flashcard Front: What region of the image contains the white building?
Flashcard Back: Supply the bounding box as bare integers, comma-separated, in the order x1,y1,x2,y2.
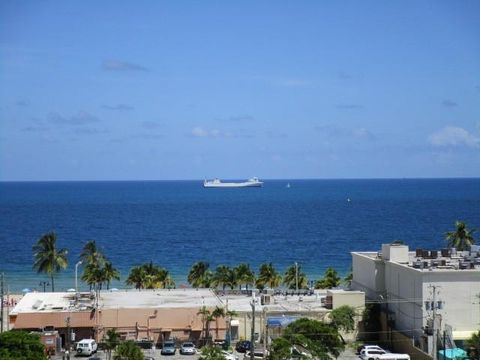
351,243,480,357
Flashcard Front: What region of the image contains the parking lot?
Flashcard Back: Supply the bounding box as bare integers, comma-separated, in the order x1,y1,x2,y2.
50,347,358,360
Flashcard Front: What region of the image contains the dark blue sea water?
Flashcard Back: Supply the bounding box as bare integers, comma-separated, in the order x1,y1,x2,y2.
0,179,479,292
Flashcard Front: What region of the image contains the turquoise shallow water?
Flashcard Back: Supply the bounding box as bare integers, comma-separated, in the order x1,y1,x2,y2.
0,178,479,292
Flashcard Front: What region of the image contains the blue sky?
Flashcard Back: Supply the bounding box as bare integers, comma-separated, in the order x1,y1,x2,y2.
1,1,479,180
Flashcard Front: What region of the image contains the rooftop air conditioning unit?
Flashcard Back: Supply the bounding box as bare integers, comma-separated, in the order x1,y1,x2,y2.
261,294,271,305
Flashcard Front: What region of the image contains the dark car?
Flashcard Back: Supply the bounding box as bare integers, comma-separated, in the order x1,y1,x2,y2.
161,341,176,355
235,340,251,353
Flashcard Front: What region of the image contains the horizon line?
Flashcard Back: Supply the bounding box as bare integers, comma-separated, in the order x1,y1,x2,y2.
1,176,480,183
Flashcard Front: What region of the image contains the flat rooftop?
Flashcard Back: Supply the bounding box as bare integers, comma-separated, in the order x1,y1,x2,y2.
11,288,223,314
12,288,336,315
352,245,480,272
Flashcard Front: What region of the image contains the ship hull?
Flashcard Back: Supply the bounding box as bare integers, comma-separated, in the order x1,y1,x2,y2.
203,181,263,188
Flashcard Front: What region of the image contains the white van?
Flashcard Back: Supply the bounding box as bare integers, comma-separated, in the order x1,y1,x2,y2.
76,339,98,356
375,353,410,360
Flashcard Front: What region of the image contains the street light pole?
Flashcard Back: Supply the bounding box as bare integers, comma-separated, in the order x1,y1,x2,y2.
75,261,82,293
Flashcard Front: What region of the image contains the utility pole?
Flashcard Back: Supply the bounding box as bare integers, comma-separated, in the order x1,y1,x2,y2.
250,292,256,360
65,316,71,352
429,285,441,360
1,273,4,333
432,285,437,360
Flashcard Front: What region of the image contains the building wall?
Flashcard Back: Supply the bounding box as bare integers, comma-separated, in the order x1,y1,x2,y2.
384,261,424,340
352,253,386,299
353,250,480,344
422,271,480,333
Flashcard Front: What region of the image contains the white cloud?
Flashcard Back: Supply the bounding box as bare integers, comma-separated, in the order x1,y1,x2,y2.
428,126,479,148
191,127,231,138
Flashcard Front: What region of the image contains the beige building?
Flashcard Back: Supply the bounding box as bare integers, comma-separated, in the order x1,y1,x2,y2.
10,287,365,351
10,289,226,347
352,243,480,357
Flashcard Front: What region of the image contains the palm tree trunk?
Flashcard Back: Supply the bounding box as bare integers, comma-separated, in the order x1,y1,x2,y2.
51,274,55,292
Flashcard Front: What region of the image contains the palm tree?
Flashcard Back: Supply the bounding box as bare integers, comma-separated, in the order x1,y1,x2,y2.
199,346,224,360
32,232,68,292
126,265,146,290
125,262,173,290
114,340,144,360
82,263,104,290
211,306,226,340
80,240,107,291
315,267,341,289
188,261,211,288
256,262,281,290
197,306,214,344
103,261,121,290
212,265,232,291
283,263,308,290
80,240,105,266
234,263,255,290
103,328,120,360
445,221,476,251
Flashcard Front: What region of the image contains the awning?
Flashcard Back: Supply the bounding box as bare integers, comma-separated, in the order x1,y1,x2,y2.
452,330,476,340
230,320,240,326
267,316,297,328
161,328,172,332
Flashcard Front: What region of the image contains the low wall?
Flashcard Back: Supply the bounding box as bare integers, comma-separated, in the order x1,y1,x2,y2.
390,330,431,360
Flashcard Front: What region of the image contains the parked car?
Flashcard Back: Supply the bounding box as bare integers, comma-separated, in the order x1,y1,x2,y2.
76,339,98,356
180,342,197,355
235,340,252,353
244,350,267,360
357,345,386,355
360,348,387,360
375,353,410,360
222,350,240,360
161,341,177,355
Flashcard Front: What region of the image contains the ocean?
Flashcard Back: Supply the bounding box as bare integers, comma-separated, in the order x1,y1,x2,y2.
0,179,479,292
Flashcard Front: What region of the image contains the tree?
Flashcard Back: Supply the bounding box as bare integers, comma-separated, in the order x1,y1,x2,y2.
211,306,226,339
329,305,356,343
80,240,105,267
188,261,213,288
32,231,68,292
103,261,121,290
283,263,308,290
197,306,214,344
256,263,281,290
361,304,381,342
114,340,144,360
199,345,225,360
125,265,146,290
466,330,480,360
104,328,120,360
343,269,353,288
268,318,344,360
0,331,47,360
213,265,233,291
315,268,341,289
445,221,476,251
234,263,255,290
125,262,173,290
